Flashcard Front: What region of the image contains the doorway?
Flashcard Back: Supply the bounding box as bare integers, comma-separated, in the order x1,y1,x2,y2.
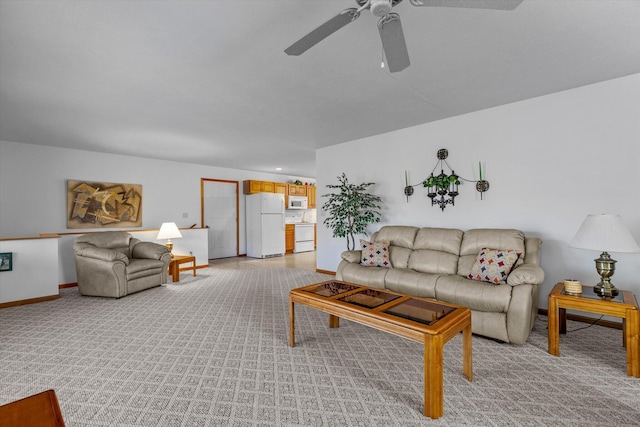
201,179,239,259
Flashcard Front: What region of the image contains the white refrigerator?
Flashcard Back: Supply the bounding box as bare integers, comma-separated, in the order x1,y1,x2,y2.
246,192,285,258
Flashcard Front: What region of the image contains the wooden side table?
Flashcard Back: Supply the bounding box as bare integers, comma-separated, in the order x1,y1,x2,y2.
168,255,196,283
548,282,639,377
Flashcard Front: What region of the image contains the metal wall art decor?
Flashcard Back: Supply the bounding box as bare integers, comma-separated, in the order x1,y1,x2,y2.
403,149,490,211
67,180,143,228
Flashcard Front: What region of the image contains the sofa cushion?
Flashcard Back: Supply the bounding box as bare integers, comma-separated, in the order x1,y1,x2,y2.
126,259,165,280
468,248,521,285
339,263,388,289
408,249,459,275
360,240,391,268
371,226,419,249
435,275,512,313
458,229,526,277
384,268,440,298
413,227,463,255
389,246,412,269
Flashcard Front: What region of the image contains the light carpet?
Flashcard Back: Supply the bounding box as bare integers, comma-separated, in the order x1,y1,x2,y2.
1,268,639,426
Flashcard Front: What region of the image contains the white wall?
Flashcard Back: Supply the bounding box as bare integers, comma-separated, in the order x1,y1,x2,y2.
0,140,314,256
0,237,59,304
317,74,640,308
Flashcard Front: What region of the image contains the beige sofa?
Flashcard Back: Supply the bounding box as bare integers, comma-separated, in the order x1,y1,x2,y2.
336,226,544,345
73,231,171,298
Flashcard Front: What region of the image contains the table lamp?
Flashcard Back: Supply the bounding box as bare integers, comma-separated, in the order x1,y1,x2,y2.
570,214,640,298
157,222,182,257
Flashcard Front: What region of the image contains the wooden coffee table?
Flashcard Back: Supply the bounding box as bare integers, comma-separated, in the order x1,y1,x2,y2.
289,280,472,419
548,282,639,377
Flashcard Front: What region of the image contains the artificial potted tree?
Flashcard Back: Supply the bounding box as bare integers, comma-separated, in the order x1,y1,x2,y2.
322,173,383,251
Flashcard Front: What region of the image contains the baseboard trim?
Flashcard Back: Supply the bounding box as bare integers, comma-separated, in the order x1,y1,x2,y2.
316,269,336,276
0,294,60,309
538,308,623,330
59,282,78,289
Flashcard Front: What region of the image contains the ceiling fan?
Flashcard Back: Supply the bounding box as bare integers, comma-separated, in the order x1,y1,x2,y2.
284,0,524,73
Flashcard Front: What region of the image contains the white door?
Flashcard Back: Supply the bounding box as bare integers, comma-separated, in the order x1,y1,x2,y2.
202,179,238,259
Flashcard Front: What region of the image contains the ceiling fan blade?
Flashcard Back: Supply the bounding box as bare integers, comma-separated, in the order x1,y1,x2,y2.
409,0,523,10
378,13,410,73
285,8,360,56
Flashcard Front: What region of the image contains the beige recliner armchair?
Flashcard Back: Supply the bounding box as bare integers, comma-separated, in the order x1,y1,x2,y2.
73,231,171,298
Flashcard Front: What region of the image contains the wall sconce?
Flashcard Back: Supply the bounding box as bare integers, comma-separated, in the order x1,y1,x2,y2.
403,149,489,211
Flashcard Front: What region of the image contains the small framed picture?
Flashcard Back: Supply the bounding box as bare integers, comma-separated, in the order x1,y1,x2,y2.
0,252,12,272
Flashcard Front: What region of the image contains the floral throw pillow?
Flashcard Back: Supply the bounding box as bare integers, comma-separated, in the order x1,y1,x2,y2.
468,248,521,285
360,239,392,268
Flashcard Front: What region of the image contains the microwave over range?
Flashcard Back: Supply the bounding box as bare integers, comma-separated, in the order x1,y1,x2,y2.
287,195,308,210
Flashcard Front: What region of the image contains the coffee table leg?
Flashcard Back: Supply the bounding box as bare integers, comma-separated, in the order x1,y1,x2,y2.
463,323,473,382
289,296,295,347
329,314,340,328
424,334,444,419
548,295,560,356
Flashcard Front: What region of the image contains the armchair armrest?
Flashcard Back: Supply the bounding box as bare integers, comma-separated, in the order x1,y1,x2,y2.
74,244,129,264
507,264,545,286
132,241,171,260
341,250,362,263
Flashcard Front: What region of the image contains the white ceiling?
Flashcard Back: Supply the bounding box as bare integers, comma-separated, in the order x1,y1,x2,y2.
1,0,639,177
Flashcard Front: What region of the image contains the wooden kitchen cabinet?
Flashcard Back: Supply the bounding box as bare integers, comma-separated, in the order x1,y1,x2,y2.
274,182,288,197
307,185,316,208
288,184,307,197
285,224,295,254
243,180,275,194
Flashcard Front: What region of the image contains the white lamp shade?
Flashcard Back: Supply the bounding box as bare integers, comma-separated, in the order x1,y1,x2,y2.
570,214,640,253
157,222,182,240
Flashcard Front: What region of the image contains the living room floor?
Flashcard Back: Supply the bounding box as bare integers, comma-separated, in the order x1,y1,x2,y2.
208,251,317,271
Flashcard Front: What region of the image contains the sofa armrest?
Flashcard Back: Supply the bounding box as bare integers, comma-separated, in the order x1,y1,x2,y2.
341,250,361,264
132,241,170,260
75,244,129,264
507,264,545,286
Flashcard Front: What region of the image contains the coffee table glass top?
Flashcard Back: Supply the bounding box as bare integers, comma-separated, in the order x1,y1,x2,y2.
303,281,360,297
338,289,402,309
384,298,457,326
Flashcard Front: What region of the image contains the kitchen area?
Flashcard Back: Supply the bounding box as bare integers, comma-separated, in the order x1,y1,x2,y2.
243,180,317,259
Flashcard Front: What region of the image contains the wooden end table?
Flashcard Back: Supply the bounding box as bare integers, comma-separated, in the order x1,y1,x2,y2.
168,255,196,282
289,281,472,419
548,282,639,377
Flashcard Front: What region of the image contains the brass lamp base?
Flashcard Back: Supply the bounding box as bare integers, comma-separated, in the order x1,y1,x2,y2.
593,251,618,299
165,241,174,258
593,281,619,299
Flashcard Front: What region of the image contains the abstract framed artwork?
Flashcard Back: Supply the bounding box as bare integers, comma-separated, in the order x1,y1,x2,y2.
0,252,12,272
67,180,142,229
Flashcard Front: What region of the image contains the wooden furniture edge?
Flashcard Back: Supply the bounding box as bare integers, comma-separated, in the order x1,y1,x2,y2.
538,308,624,330
0,295,60,309
37,227,206,237
0,235,61,241
315,269,336,275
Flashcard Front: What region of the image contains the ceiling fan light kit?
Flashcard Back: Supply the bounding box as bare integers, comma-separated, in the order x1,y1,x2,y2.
284,0,523,73
371,0,393,17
